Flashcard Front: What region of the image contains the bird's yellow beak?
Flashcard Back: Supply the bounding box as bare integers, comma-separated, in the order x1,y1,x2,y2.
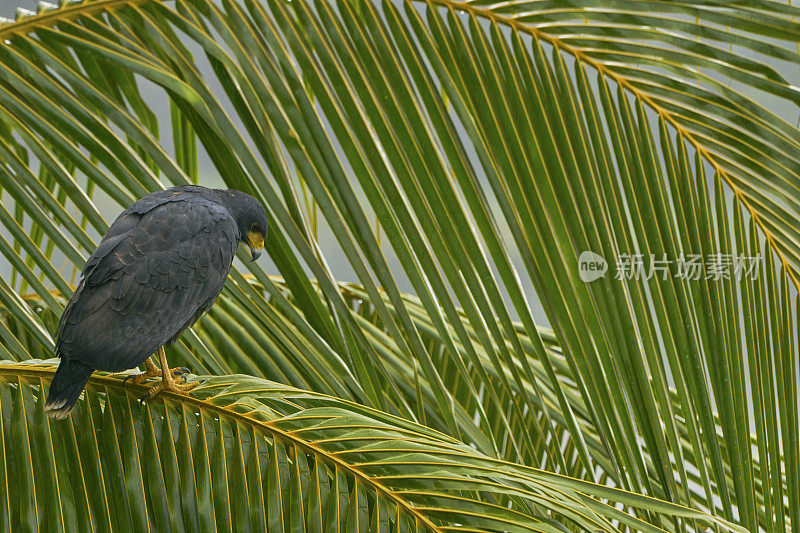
247,231,264,261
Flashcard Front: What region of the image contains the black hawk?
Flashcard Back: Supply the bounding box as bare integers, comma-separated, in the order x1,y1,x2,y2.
45,185,268,419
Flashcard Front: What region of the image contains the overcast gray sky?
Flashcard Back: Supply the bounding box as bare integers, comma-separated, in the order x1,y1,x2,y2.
0,0,37,19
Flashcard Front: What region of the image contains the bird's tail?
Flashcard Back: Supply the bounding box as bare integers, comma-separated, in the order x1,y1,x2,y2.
45,358,93,419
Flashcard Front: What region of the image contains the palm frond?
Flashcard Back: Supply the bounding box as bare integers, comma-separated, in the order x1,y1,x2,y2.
0,0,798,529
0,360,747,531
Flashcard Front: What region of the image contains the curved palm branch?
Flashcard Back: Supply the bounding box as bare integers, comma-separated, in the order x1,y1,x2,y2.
0,360,745,532
0,0,798,530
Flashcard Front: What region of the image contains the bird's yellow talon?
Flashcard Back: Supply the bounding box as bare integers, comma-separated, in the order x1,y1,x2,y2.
122,356,187,385
122,358,161,384
136,347,199,402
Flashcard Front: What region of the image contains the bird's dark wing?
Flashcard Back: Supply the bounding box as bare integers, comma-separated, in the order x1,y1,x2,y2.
56,191,239,371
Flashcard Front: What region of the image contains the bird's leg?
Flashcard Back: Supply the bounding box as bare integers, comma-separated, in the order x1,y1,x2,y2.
122,357,163,384
145,358,159,373
122,351,188,385
140,346,199,401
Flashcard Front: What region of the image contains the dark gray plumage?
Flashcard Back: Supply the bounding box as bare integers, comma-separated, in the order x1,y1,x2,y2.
45,186,268,419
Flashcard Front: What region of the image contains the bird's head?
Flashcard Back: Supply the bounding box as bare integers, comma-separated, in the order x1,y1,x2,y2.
218,189,268,261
